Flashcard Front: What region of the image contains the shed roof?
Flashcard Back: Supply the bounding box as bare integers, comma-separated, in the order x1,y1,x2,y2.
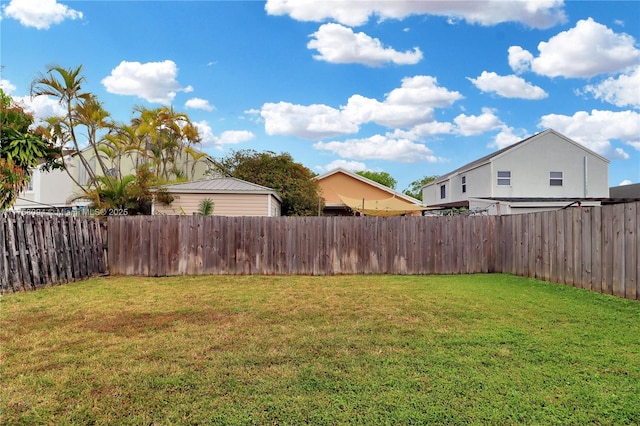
158,178,282,202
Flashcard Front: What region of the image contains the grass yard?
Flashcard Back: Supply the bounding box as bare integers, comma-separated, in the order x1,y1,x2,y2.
1,274,639,425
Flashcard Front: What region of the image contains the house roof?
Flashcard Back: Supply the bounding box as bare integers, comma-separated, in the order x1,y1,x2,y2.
314,167,423,206
425,129,610,187
158,178,282,202
609,183,640,198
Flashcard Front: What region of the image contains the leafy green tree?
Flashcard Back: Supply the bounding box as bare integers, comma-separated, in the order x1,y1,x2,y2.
403,175,438,201
0,88,61,209
218,150,322,216
356,170,397,190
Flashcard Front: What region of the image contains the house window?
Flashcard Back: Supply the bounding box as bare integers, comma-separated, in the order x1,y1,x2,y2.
27,179,34,192
461,176,466,193
440,184,446,199
550,171,563,186
497,171,511,186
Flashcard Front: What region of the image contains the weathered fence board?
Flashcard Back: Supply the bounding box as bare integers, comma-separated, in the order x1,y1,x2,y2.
0,212,107,293
104,202,639,301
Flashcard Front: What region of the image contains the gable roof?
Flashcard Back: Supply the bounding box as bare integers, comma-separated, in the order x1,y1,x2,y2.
158,177,282,201
314,167,422,205
426,129,610,187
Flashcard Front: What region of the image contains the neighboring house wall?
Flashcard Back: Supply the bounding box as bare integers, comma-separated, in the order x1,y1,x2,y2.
315,168,423,216
13,146,219,211
319,172,407,204
154,193,279,216
13,166,86,210
423,130,609,207
489,134,608,198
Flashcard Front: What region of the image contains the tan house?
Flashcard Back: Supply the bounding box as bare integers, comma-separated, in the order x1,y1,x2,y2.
153,178,282,216
314,168,424,216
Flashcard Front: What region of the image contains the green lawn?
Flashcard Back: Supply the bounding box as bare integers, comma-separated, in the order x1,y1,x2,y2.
1,274,639,425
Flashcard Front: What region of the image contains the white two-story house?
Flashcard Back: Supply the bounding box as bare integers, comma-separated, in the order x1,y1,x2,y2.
422,129,610,215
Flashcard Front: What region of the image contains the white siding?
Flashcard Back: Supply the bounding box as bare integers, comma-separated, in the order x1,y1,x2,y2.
491,133,608,198
422,131,609,207
13,166,83,210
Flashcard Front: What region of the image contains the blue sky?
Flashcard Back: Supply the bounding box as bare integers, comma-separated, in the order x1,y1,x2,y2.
1,0,639,192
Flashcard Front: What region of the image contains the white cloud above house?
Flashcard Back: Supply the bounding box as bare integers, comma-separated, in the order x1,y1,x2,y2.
469,71,548,99
259,75,462,139
308,23,422,66
490,126,530,149
102,60,192,104
12,94,66,124
319,159,367,173
540,109,640,154
185,97,214,111
583,65,640,108
2,0,82,29
388,121,454,141
265,0,566,29
260,102,359,139
194,120,254,150
514,18,640,78
454,108,503,136
314,135,439,163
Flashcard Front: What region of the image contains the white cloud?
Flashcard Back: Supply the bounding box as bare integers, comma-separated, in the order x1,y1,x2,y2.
308,23,422,66
185,97,214,111
102,60,190,104
217,130,255,145
12,95,66,123
0,79,16,94
529,18,640,78
454,108,503,136
389,121,454,141
469,71,547,99
314,135,439,163
618,179,632,186
343,76,462,128
583,66,640,108
385,76,463,107
319,160,367,173
265,0,566,29
260,75,461,139
194,121,254,150
540,109,640,154
343,94,434,128
508,46,534,74
3,0,82,29
490,126,530,149
261,102,358,139
614,148,630,160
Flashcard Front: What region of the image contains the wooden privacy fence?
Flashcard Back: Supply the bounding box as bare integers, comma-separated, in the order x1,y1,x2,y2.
0,212,107,293
107,202,639,300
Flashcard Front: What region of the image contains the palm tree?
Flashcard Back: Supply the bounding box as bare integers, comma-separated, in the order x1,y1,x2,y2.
31,66,95,187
